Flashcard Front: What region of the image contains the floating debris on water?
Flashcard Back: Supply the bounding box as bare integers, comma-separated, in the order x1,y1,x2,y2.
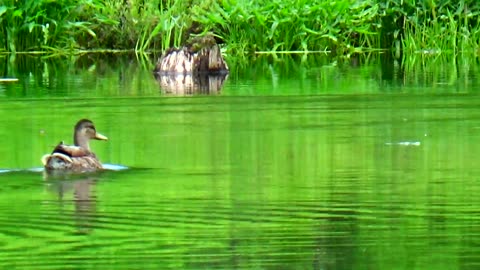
103,164,129,171
385,141,421,146
0,78,19,82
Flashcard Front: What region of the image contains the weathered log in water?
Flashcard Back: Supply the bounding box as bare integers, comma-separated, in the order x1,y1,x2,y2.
153,36,229,94
153,44,229,75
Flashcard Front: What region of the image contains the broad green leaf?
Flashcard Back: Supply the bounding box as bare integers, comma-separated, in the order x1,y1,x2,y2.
0,6,7,17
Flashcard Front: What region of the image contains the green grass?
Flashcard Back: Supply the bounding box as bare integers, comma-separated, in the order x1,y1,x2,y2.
191,0,383,55
400,1,480,54
0,0,480,56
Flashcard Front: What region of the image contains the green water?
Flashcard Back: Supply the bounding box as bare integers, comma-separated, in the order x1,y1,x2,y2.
1,54,480,269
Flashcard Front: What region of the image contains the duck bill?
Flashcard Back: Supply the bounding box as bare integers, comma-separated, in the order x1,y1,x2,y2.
95,132,108,141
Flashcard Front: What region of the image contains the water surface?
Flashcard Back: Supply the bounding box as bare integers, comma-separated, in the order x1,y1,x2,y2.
0,54,480,269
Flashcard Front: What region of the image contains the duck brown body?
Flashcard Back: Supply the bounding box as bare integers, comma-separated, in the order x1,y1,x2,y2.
42,119,108,172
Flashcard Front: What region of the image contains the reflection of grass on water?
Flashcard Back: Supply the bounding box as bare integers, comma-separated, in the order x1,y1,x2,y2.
399,53,480,92
0,53,161,97
228,53,480,94
1,52,480,99
1,0,479,55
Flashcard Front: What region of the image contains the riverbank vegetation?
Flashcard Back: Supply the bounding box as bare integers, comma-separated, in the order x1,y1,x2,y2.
1,0,479,55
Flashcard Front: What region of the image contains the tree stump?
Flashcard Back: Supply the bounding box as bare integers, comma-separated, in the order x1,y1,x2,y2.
153,35,229,75
153,35,229,94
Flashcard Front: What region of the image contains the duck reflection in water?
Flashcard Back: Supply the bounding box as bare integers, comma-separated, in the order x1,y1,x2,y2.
44,175,98,234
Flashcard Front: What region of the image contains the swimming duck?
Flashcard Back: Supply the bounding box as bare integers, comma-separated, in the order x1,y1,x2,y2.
42,119,108,172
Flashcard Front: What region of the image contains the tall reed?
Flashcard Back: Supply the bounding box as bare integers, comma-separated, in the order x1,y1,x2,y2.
0,0,190,53
191,0,382,55
0,0,96,53
1,0,480,55
399,1,480,54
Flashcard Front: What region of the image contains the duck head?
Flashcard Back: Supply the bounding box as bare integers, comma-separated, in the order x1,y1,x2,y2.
74,119,108,150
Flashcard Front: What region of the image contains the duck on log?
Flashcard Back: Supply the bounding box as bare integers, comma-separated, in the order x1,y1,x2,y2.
154,34,229,75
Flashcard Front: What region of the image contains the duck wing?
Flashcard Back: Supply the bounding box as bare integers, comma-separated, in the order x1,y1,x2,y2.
52,143,96,158
42,142,99,170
